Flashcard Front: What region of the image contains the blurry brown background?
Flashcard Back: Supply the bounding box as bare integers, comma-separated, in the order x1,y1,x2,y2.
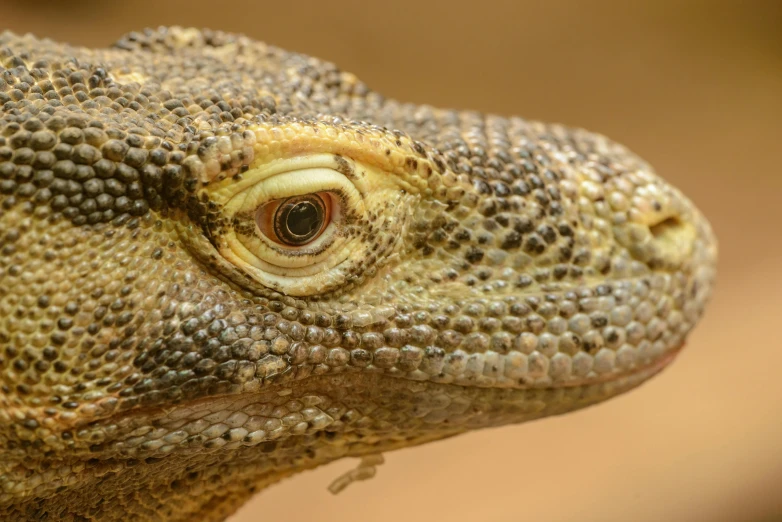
3,1,781,521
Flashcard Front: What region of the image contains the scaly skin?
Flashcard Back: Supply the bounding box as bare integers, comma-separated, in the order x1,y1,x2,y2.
0,27,717,521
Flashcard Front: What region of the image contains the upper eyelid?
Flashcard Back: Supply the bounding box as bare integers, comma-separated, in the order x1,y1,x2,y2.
225,168,363,217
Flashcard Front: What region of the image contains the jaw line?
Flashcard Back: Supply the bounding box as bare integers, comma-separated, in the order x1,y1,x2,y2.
552,341,684,389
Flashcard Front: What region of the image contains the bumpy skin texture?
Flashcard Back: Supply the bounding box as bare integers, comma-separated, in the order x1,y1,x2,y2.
0,27,717,521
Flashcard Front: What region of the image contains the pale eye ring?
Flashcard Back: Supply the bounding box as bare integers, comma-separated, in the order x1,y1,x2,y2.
196,155,405,296
256,192,333,247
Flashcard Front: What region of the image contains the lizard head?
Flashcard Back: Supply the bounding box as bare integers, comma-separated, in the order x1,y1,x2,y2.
0,27,717,520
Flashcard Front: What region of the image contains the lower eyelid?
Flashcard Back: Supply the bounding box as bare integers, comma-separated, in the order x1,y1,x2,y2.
266,226,338,256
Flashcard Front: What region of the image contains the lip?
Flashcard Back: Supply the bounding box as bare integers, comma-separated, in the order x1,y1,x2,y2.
557,342,685,389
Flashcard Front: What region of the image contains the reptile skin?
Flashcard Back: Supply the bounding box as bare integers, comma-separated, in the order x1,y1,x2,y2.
0,27,717,521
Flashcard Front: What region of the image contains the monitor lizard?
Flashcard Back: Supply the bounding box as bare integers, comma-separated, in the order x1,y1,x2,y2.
0,26,717,521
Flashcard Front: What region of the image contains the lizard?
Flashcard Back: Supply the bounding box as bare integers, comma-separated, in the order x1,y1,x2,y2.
0,26,717,521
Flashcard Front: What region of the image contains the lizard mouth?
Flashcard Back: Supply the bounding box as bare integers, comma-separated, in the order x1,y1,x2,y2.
388,339,686,392
554,341,683,389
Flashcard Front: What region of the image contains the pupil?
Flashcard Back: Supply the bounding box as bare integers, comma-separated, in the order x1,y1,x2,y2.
273,194,327,245
286,201,320,237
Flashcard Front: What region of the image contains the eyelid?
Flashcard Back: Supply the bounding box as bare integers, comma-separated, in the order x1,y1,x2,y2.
224,167,362,219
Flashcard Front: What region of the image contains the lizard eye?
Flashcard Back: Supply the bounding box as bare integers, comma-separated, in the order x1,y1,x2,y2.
256,192,333,247
201,156,376,296
190,153,411,297
225,166,356,266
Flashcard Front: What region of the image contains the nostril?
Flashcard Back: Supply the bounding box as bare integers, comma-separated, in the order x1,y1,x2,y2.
643,214,696,268
649,216,683,240
618,212,696,269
